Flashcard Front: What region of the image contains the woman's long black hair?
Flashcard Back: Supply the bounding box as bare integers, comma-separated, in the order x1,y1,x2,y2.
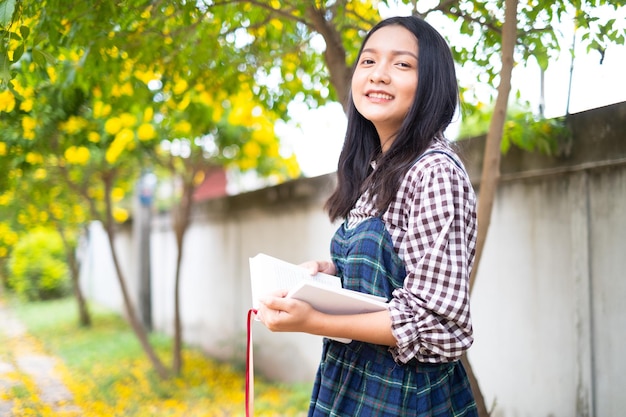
325,15,459,222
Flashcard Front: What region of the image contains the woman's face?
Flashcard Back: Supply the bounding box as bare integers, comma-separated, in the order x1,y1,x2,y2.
351,25,419,150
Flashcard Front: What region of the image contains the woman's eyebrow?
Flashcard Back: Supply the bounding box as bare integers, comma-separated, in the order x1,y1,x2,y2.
361,48,418,60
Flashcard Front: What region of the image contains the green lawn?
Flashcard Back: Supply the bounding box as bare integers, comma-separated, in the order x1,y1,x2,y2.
3,296,311,416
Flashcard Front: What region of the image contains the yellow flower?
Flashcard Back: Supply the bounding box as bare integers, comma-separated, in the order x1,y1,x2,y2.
242,141,261,159
173,120,191,135
173,79,188,95
193,170,205,186
73,204,86,222
112,82,133,97
0,191,12,205
47,66,57,83
60,116,87,134
19,98,33,112
26,152,44,164
5,231,17,245
111,187,125,202
137,123,156,141
120,112,137,127
0,90,16,112
22,116,36,130
33,167,47,179
64,146,91,165
93,101,112,118
88,131,101,143
177,93,190,111
143,107,153,123
0,141,6,156
237,157,256,171
106,128,134,164
105,117,123,135
22,116,37,139
113,207,129,223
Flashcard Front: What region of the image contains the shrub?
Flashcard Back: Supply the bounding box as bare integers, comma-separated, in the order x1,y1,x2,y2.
8,228,70,300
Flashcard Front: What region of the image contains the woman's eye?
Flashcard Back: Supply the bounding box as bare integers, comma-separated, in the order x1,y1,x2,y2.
361,58,375,65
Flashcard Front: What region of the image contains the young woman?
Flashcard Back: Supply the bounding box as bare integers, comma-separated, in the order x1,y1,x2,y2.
258,15,478,416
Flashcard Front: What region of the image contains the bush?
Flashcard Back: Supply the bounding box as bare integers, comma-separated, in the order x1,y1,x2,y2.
8,228,70,300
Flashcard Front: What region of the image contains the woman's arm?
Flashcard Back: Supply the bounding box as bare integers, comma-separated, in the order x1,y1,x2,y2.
257,292,397,346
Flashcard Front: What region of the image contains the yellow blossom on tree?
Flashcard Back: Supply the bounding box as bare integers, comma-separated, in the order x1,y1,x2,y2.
113,207,129,223
20,98,34,112
50,202,64,220
173,79,188,95
177,93,190,111
22,116,37,139
0,90,16,112
94,101,112,118
64,146,91,165
237,158,256,171
285,154,301,179
0,191,13,205
137,123,156,141
72,204,86,223
120,112,137,128
242,141,262,159
106,128,134,164
173,120,192,135
111,187,125,203
88,131,101,143
87,187,104,201
105,117,123,135
26,152,44,164
143,107,154,123
193,170,205,186
33,168,47,180
60,116,88,134
0,142,6,156
47,66,57,83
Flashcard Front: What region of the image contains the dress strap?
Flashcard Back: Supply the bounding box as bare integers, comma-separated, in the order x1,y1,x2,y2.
413,149,465,173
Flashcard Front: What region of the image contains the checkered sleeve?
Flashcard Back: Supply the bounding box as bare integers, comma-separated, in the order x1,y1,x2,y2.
388,156,477,364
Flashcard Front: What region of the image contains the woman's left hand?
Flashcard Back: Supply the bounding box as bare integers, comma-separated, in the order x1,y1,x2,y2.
257,290,318,333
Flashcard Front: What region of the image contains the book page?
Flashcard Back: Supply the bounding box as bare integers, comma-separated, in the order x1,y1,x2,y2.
250,253,341,308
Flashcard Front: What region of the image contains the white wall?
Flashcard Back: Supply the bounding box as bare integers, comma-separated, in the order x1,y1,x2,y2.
79,103,626,416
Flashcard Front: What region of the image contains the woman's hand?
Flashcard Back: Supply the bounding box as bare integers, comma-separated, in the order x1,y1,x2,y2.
257,290,319,333
299,260,336,276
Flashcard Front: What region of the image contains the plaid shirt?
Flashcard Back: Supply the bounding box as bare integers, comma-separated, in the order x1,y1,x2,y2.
346,142,477,363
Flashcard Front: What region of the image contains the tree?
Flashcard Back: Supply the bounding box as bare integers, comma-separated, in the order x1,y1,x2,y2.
0,0,300,379
1,0,623,406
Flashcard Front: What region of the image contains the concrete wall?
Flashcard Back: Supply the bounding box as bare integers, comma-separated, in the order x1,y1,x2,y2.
79,102,626,416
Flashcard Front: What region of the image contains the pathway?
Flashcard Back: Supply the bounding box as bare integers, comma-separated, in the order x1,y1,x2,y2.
0,299,82,416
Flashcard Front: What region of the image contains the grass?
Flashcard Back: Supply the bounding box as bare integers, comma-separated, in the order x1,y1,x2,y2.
2,295,312,416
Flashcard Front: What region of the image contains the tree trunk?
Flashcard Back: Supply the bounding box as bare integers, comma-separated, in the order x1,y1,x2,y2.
470,0,518,290
305,5,352,110
56,223,91,327
465,1,519,416
172,177,195,375
102,173,169,379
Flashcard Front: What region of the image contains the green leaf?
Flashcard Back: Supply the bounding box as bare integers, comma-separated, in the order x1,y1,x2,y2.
11,42,23,61
0,0,17,28
0,52,11,83
19,25,29,39
32,47,57,67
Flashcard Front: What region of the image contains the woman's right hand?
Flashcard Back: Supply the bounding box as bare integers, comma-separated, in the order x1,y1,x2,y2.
300,260,337,276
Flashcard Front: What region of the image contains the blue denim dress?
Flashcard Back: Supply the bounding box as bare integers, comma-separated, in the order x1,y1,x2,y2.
307,216,477,416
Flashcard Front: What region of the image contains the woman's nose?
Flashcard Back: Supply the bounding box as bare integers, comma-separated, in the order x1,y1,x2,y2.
369,65,390,84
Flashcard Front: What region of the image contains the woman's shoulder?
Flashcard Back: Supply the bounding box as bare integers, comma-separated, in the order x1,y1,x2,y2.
406,142,464,177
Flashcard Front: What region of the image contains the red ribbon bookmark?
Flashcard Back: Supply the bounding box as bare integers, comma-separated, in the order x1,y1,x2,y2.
246,308,258,417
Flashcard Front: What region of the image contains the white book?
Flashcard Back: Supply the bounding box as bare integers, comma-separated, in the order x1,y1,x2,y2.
249,253,389,343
